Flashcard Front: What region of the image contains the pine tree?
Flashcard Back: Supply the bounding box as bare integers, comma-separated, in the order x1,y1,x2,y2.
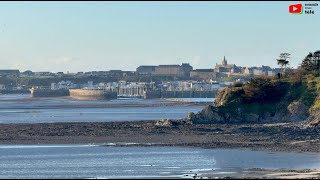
301,50,320,76
277,53,290,78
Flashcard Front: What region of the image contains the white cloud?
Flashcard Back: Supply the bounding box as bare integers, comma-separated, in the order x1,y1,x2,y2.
190,56,201,69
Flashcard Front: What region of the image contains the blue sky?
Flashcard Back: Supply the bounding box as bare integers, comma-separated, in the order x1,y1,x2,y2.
0,1,319,72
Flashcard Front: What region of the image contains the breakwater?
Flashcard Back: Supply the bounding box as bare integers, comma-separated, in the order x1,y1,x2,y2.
143,90,217,99
28,88,216,100
69,89,117,100
30,89,70,97
0,89,30,94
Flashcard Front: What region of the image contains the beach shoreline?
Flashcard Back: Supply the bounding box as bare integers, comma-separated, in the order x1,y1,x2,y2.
0,120,319,179
0,120,319,153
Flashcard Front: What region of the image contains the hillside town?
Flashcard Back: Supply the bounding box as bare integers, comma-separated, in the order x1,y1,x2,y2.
0,56,283,97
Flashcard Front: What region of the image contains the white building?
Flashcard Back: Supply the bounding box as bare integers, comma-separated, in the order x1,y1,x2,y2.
0,84,5,90
253,69,265,76
51,81,77,90
51,83,58,90
191,82,220,91
267,70,275,76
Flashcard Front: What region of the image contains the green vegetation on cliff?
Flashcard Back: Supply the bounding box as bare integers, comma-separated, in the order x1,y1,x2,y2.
304,75,320,126
187,75,318,124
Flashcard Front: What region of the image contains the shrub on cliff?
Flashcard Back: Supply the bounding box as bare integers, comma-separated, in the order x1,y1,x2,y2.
241,77,289,104
233,81,244,87
289,68,305,84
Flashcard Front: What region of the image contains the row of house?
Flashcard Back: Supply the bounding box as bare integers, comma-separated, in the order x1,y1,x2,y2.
190,56,281,80
50,79,222,92
136,63,193,77
0,57,281,80
0,69,137,78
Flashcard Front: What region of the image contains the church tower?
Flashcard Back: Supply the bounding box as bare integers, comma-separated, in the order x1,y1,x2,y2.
222,56,227,66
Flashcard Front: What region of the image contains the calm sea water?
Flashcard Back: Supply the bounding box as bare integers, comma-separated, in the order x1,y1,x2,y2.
2,95,318,179
0,145,319,179
0,94,205,124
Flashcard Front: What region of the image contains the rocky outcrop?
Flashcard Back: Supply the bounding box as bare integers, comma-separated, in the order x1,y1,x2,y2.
155,118,192,127
186,104,280,124
155,119,175,127
284,101,310,122
309,116,320,127
213,87,232,107
306,76,320,127
308,97,320,127
185,77,316,125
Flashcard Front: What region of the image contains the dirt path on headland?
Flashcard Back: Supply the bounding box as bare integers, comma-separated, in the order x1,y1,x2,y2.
0,120,319,153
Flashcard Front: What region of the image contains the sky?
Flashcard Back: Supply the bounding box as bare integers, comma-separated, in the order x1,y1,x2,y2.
0,1,319,73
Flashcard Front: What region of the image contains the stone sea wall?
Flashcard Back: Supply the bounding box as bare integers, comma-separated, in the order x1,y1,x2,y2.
143,90,216,99
0,89,30,94
30,89,70,97
69,89,117,100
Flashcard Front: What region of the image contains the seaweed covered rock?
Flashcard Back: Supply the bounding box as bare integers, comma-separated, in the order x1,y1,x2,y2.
155,118,193,127
155,119,175,127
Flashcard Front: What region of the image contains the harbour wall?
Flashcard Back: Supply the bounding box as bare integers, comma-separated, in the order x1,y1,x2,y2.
30,89,70,97
0,89,30,94
143,90,217,99
29,88,216,100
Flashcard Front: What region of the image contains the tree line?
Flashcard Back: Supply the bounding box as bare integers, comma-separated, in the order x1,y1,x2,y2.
276,50,320,79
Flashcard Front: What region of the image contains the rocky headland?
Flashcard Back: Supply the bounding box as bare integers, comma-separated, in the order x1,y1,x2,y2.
185,75,320,127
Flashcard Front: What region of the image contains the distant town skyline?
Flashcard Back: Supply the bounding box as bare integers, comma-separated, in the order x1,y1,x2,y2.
0,1,319,73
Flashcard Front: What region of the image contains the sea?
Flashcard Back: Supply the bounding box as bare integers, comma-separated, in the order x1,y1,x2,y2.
0,94,319,178
0,94,205,124
1,145,320,179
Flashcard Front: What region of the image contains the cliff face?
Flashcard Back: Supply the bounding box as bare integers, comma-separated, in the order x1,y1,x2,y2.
309,98,320,127
186,76,319,125
307,76,320,127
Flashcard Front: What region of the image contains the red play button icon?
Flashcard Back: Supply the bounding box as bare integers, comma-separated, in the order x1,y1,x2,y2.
289,4,303,14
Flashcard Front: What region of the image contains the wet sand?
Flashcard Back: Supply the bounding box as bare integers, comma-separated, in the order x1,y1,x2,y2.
197,168,320,179
0,120,319,153
0,120,319,179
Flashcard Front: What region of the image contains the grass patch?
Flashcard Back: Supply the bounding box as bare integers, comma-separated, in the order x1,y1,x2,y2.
311,99,320,111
